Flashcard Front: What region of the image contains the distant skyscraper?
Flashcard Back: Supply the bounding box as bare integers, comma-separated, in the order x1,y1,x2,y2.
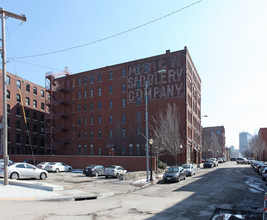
239,132,252,154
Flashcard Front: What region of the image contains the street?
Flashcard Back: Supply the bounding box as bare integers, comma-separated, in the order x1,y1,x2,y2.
0,161,265,220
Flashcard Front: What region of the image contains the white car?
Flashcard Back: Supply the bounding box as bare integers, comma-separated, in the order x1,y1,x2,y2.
37,162,51,170
0,162,48,180
45,162,72,173
104,165,127,178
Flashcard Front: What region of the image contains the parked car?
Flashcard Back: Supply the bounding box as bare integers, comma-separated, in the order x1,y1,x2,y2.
0,162,48,180
104,165,127,178
0,159,13,167
230,158,236,161
209,158,218,167
203,160,214,168
37,162,51,170
236,158,246,164
262,167,267,181
182,164,196,176
23,159,38,166
45,162,72,173
83,165,105,177
217,158,224,163
258,164,267,175
163,166,186,182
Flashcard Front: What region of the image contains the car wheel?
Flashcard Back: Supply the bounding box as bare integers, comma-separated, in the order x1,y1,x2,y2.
68,168,72,172
55,168,59,173
40,172,47,180
105,176,108,179
10,172,19,180
116,173,120,179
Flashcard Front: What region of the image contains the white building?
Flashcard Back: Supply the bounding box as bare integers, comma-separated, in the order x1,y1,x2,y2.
239,132,252,155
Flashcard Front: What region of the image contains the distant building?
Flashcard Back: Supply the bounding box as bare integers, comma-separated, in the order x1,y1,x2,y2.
239,132,252,155
202,126,226,158
0,70,47,155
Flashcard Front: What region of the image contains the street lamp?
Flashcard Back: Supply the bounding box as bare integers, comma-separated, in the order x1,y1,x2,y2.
180,144,183,165
149,138,154,182
145,69,166,182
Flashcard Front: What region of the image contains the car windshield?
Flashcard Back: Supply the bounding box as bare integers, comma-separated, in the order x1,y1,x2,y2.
166,167,179,173
205,160,212,163
50,162,57,165
182,164,190,168
86,165,96,169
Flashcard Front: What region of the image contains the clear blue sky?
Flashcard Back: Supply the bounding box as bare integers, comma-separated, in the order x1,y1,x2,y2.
1,0,267,148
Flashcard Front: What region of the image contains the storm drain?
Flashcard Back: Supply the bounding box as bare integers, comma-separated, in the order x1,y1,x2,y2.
74,195,97,201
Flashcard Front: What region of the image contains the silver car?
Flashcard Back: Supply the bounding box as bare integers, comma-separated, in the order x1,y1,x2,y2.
104,165,127,178
0,162,48,180
182,164,196,176
37,162,51,170
45,162,72,173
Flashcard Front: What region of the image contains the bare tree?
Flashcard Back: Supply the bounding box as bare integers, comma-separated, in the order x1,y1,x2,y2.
150,103,183,166
249,135,264,160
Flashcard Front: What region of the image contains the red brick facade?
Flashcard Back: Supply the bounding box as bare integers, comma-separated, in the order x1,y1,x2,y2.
45,47,202,165
0,70,47,155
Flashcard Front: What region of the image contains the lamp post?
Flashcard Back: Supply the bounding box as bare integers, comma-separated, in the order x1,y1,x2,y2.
180,144,183,165
149,138,154,182
145,69,166,182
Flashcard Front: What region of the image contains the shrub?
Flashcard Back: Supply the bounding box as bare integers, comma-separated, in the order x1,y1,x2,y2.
158,160,167,170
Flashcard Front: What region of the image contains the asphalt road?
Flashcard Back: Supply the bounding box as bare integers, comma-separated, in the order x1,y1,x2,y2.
0,161,265,220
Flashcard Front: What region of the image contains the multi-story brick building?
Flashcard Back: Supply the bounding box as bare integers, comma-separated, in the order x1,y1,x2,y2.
0,70,47,155
45,47,202,164
202,126,226,159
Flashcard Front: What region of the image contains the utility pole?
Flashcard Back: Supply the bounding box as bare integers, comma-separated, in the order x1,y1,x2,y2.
0,8,26,185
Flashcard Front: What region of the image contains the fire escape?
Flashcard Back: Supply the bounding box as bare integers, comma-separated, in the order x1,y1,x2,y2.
45,67,70,154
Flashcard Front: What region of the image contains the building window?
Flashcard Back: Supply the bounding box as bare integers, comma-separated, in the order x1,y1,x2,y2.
6,75,10,85
16,120,21,130
84,90,87,98
97,73,101,82
33,124,37,133
122,113,125,122
90,116,93,125
136,66,141,74
109,85,113,94
129,144,133,155
136,144,140,155
90,75,93,83
78,104,81,112
84,144,87,155
41,126,45,133
98,101,101,110
136,81,140,89
33,112,37,120
84,103,87,112
90,103,93,111
109,114,113,123
122,128,126,137
98,87,102,96
33,100,37,108
90,89,93,97
137,128,140,136
122,68,125,78
25,110,30,118
41,102,45,110
16,134,21,144
16,107,21,116
16,94,21,102
78,91,81,99
7,90,10,99
33,137,37,146
98,147,101,155
98,130,102,138
41,114,45,122
84,117,87,125
25,97,30,106
109,129,113,137
109,100,113,109
26,84,30,92
122,83,125,92
83,76,87,84
90,130,93,138
17,80,21,89
217,130,220,134
78,145,81,155
41,90,44,98
78,78,82,86
144,64,149,73
90,144,94,154
136,112,141,121
84,131,87,139
26,135,30,145
122,98,126,107
78,131,81,139
136,96,140,105
98,115,101,124
7,104,10,113
33,87,37,95
78,117,81,125
109,71,113,80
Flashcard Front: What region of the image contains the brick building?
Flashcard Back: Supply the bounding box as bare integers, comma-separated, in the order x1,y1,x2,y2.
0,70,47,155
202,126,226,159
259,128,267,161
45,47,202,164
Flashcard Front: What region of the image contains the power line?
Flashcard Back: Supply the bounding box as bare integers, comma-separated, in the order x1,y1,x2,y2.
11,0,203,60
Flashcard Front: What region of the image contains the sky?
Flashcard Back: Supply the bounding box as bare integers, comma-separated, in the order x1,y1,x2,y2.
1,0,267,149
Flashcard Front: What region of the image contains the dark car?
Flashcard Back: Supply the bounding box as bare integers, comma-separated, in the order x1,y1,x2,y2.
83,165,105,177
203,160,214,168
163,166,186,182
